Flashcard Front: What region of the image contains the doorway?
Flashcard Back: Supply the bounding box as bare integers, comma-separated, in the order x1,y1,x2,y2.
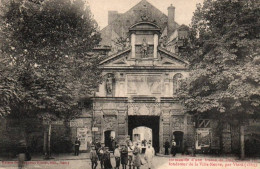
173,131,184,153
104,130,115,148
128,116,160,153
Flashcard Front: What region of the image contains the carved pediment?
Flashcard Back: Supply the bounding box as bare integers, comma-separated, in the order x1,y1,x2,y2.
99,47,189,69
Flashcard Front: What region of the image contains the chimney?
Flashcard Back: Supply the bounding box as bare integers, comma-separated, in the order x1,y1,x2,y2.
167,4,176,37
108,11,119,25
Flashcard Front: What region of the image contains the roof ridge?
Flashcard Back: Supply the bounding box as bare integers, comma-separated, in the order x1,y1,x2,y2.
101,0,167,32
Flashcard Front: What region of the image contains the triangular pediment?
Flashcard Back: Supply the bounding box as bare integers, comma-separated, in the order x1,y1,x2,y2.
159,55,187,68
100,47,189,69
100,48,131,67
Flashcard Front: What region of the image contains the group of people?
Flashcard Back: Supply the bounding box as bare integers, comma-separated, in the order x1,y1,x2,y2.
90,140,155,169
164,139,177,156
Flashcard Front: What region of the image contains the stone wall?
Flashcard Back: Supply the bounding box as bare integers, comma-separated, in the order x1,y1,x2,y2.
93,99,194,153
93,99,128,143
0,118,43,156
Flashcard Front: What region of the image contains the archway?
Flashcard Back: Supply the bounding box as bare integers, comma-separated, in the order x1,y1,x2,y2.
173,131,184,153
128,116,160,153
133,126,152,144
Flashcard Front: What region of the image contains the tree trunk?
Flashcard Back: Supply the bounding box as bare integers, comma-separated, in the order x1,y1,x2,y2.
44,123,52,159
48,123,52,157
218,119,223,154
240,125,245,160
43,131,47,155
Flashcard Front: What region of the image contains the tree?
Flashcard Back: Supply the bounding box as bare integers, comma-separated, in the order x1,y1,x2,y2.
178,0,260,159
0,0,102,156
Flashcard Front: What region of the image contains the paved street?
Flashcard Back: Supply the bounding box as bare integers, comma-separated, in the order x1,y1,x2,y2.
1,154,259,169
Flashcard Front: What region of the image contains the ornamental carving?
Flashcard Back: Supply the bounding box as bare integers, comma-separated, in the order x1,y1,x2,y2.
128,103,161,116
173,73,183,95
103,116,117,130
172,116,184,130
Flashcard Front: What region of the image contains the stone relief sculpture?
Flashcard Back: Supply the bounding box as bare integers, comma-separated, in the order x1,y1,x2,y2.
141,38,148,58
106,74,114,95
159,36,167,48
125,38,130,48
173,73,183,95
113,37,130,52
104,116,116,130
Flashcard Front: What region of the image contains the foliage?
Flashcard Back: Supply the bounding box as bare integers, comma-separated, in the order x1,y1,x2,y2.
178,0,260,121
0,0,102,120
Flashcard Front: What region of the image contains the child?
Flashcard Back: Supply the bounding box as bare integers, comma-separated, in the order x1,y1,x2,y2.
120,144,128,169
90,145,98,169
114,145,120,169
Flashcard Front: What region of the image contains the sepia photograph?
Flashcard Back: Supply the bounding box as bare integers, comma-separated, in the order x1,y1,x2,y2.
0,0,259,168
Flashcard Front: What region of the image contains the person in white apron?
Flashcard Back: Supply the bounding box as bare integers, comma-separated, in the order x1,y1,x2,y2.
144,143,155,169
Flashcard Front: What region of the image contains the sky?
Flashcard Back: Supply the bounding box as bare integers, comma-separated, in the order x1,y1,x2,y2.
86,0,204,29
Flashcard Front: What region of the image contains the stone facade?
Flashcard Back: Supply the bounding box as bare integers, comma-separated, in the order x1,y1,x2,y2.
92,0,193,153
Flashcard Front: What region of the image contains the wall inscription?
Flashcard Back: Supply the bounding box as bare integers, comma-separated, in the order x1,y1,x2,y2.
127,75,162,95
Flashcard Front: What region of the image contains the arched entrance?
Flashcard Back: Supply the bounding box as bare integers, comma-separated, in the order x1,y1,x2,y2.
173,131,184,153
104,130,115,148
128,116,160,153
132,126,152,144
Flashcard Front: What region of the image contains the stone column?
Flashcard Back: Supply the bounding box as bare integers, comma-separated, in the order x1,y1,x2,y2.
131,33,136,58
154,34,158,58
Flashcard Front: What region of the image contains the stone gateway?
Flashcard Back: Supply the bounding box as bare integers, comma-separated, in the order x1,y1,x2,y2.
92,0,192,154
91,0,241,154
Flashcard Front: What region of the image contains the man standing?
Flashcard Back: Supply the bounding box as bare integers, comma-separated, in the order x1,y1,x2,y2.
74,137,80,156
111,137,116,154
103,147,112,169
97,143,105,169
164,139,170,155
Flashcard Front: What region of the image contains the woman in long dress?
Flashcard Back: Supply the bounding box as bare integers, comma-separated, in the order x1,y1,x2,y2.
132,142,141,169
144,143,155,169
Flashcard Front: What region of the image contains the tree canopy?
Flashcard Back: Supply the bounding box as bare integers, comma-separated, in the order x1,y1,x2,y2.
0,0,102,120
179,0,260,121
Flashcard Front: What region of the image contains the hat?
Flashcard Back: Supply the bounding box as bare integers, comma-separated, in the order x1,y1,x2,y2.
120,142,127,146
